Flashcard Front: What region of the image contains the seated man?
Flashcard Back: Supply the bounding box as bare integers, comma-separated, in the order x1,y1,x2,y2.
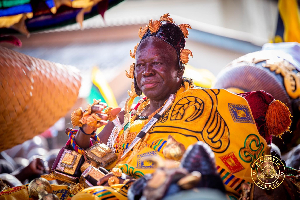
0,14,292,200
68,14,280,200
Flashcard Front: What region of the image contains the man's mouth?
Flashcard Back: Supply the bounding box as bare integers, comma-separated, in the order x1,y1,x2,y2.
143,82,159,89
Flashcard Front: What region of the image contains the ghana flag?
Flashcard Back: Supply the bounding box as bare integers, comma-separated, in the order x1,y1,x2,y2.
273,0,300,43
87,66,118,108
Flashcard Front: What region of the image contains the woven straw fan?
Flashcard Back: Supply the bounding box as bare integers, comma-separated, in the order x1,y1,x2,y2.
0,47,81,151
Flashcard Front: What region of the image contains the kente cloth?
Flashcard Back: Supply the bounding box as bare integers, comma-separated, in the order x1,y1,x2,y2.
0,184,72,200
71,184,128,200
73,88,267,199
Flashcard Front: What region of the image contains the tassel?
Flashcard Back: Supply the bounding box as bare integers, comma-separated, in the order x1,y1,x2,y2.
266,100,292,137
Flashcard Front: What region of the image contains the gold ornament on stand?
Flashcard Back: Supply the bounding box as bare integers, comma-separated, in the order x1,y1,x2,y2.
28,178,59,200
163,135,186,161
80,160,99,173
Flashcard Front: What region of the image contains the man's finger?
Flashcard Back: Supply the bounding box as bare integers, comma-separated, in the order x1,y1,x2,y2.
97,174,113,186
91,104,107,113
99,120,108,126
96,113,108,121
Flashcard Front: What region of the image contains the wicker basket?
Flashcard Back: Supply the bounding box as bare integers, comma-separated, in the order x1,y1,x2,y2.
0,47,81,151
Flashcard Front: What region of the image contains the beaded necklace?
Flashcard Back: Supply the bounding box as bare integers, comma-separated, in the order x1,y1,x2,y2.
116,102,162,163
114,78,194,163
115,97,151,161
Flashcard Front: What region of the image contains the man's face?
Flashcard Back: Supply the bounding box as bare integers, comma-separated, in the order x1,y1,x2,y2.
135,37,182,101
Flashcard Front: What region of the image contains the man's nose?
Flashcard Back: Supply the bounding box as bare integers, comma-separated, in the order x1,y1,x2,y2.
142,64,155,76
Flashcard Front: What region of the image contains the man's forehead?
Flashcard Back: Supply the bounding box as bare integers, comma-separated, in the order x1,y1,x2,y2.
137,37,177,56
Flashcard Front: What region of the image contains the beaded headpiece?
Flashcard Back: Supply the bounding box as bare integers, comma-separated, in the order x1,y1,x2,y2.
126,13,193,95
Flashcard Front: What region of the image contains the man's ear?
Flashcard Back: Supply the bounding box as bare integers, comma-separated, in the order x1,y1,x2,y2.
177,67,184,78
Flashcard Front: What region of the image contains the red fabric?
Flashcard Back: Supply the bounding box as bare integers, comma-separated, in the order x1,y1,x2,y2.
238,90,274,144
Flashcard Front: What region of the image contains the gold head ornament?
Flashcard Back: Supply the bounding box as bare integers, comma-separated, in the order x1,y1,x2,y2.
149,19,161,33
139,25,149,39
130,43,139,59
125,63,135,79
127,13,193,79
180,49,193,64
179,24,192,38
160,13,174,23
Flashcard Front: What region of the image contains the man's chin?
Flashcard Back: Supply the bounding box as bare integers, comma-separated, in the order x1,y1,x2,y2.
142,90,159,99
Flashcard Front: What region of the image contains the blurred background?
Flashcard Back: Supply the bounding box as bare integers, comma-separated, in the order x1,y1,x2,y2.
0,0,299,166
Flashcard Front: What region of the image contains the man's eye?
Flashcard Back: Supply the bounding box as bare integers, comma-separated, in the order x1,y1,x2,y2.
153,62,161,65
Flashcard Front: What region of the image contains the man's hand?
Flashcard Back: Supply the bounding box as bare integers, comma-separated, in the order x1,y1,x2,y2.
82,104,121,134
27,157,46,175
97,173,134,186
13,157,47,183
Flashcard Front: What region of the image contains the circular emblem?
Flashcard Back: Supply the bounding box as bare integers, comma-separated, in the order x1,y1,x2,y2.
251,155,285,190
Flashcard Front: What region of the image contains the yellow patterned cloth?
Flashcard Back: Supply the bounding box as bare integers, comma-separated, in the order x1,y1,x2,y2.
74,88,267,199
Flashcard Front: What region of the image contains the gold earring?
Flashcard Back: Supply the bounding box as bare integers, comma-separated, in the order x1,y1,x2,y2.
125,63,135,79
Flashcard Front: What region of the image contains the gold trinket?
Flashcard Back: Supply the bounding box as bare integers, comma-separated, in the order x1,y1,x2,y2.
108,176,119,186
82,166,106,186
111,168,122,177
71,108,83,127
28,178,52,199
163,135,186,161
86,143,117,167
56,149,83,175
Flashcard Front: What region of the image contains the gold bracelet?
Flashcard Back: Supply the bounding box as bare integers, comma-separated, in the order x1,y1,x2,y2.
108,176,119,186
111,168,122,177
